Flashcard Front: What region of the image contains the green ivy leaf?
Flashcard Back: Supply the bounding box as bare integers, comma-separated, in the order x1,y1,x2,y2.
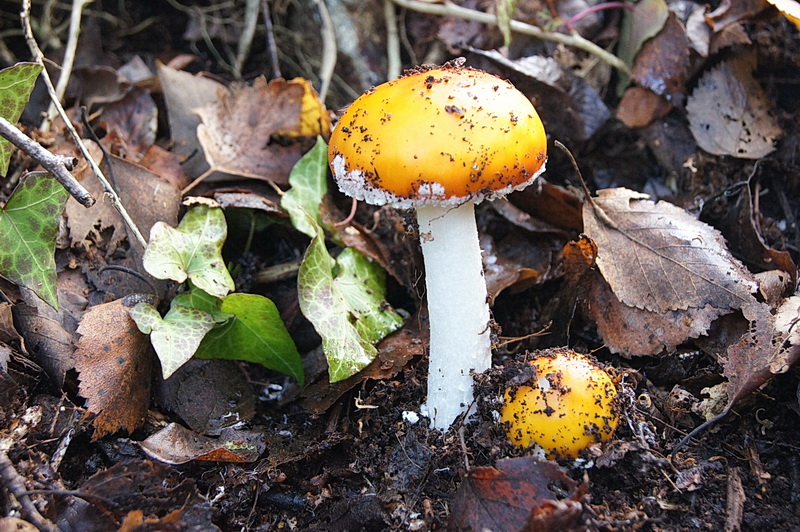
281,136,329,238
0,62,42,175
335,247,404,344
194,293,304,384
129,302,217,379
0,172,68,309
298,217,403,382
172,286,232,322
143,204,235,298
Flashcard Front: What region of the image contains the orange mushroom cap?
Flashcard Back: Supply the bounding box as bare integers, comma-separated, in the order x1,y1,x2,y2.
328,65,547,208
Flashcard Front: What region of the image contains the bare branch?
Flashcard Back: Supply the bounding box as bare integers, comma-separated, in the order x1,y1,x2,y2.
0,117,94,206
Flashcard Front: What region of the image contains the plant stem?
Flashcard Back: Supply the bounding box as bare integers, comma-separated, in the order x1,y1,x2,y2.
392,0,630,76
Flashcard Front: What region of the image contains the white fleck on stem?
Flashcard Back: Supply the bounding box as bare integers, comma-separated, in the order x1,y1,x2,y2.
417,201,492,429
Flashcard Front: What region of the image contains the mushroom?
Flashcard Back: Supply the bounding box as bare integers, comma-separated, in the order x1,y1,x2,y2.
327,63,547,429
501,349,620,459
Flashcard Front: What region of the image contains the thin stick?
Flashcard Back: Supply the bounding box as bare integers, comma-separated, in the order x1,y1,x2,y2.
391,0,630,75
0,451,57,532
47,0,92,124
0,116,94,206
261,0,282,79
21,0,147,247
234,0,260,79
384,0,402,80
315,0,337,103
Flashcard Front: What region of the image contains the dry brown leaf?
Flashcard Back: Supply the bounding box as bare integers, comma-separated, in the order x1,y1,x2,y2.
775,295,800,346
631,13,691,100
74,299,152,439
14,288,75,387
589,274,720,357
583,188,757,314
99,87,157,161
687,53,782,159
705,0,770,31
157,64,225,168
448,457,584,532
66,146,180,254
195,77,320,184
720,300,800,409
155,359,255,435
139,423,266,464
616,86,672,128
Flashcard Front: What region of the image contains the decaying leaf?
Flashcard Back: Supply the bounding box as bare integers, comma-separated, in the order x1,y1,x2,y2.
705,0,771,31
140,423,266,464
630,13,691,100
155,358,256,435
583,188,757,314
720,300,800,410
687,53,782,159
616,86,672,128
589,275,720,357
195,77,322,184
74,299,152,439
448,457,585,532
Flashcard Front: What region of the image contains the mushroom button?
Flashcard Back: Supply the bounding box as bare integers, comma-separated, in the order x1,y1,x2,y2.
328,63,547,429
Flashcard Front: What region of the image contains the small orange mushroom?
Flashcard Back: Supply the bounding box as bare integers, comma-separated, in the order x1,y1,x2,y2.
501,349,619,459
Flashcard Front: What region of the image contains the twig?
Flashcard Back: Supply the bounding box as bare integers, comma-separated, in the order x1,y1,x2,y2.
0,451,57,532
47,0,93,125
261,0,282,79
21,0,148,248
391,0,630,75
315,0,337,103
234,0,260,79
384,0,402,80
565,2,635,33
0,116,94,207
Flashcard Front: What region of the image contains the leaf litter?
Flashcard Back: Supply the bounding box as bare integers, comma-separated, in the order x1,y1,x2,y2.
0,1,799,531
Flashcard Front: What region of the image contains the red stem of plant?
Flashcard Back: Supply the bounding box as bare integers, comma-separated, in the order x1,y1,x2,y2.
566,2,635,32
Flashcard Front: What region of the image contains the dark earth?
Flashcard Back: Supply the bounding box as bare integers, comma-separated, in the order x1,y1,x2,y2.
1,0,800,530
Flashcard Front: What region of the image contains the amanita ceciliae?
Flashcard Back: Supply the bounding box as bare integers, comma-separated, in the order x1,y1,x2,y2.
328,62,547,429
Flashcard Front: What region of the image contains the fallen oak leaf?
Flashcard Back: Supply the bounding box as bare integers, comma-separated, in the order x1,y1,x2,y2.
583,187,757,314
74,299,152,440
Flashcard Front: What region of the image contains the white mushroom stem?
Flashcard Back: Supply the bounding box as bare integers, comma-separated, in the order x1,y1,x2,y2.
416,201,492,429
